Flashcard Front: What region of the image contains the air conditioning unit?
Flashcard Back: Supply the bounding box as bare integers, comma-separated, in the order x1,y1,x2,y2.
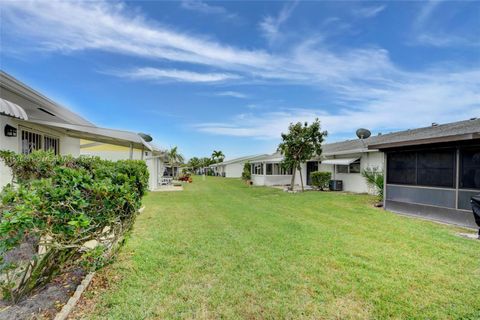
329,180,343,191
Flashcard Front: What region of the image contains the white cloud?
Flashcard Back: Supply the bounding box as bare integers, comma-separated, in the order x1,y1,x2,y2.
415,1,441,27
2,0,479,140
259,1,298,44
353,5,386,19
108,67,240,83
180,0,237,19
410,1,478,48
1,0,275,71
215,91,248,98
195,69,480,140
414,33,480,48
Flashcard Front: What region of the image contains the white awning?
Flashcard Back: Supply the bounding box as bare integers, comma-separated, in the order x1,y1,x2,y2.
0,98,28,120
26,119,153,151
321,158,359,165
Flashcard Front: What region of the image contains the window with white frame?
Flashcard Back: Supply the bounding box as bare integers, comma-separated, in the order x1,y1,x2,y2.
251,163,264,175
336,159,361,174
265,163,293,175
21,128,60,155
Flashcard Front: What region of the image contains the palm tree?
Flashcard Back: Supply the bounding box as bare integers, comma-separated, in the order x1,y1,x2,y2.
187,157,201,173
211,150,225,163
167,146,184,178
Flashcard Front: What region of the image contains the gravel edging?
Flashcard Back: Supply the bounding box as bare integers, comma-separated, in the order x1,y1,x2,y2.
54,272,95,320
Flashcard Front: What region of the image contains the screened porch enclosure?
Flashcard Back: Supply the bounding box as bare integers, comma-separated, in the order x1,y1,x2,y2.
384,141,480,228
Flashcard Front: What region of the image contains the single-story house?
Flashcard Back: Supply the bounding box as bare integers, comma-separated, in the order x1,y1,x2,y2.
0,71,164,190
250,118,480,228
249,152,306,187
209,154,268,178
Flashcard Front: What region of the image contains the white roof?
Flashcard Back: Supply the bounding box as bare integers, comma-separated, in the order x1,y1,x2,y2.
27,119,153,151
321,158,359,165
1,71,164,151
210,154,269,167
0,71,92,126
0,97,28,120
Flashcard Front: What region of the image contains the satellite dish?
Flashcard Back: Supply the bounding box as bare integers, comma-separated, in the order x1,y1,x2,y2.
356,128,371,140
138,133,153,142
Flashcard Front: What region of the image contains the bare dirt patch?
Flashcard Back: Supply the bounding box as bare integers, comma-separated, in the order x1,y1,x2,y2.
0,267,85,320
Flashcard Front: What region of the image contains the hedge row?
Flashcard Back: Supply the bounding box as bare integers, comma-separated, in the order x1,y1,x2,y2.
0,151,148,301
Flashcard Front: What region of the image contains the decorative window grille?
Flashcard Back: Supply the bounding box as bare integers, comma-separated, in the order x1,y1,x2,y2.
21,128,60,155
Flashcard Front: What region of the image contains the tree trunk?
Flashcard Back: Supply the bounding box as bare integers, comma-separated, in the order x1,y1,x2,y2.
298,164,304,192
290,162,297,191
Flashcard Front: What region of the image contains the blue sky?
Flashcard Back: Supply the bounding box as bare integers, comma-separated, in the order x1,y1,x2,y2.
1,0,479,159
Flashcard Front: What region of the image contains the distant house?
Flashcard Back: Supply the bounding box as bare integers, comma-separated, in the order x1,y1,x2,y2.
209,154,268,178
249,119,480,228
249,152,302,186
0,71,164,190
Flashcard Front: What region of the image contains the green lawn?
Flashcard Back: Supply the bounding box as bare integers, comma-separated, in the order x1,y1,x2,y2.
82,177,480,319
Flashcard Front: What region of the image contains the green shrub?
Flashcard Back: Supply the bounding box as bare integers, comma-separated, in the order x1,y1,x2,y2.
311,171,331,190
0,151,148,301
362,167,384,201
242,162,251,181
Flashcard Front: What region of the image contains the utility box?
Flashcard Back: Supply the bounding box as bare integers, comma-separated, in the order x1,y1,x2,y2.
329,180,343,191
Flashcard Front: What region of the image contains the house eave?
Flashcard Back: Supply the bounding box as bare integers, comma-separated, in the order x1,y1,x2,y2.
368,133,478,150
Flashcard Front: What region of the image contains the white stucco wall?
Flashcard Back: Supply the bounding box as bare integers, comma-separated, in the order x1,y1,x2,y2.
251,163,307,187
319,151,384,194
225,162,244,178
0,115,81,189
251,174,265,185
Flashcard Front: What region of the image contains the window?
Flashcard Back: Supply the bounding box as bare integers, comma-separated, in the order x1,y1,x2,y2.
44,136,60,155
336,165,349,174
252,163,264,175
266,163,273,175
349,159,361,173
265,163,292,175
335,159,360,174
417,150,455,188
21,130,42,154
460,148,480,189
21,128,60,155
387,149,456,188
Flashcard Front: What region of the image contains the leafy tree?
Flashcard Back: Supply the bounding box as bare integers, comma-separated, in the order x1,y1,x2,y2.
242,161,251,181
166,146,184,178
362,167,384,202
187,157,201,172
278,119,327,191
199,157,213,174
211,150,225,163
